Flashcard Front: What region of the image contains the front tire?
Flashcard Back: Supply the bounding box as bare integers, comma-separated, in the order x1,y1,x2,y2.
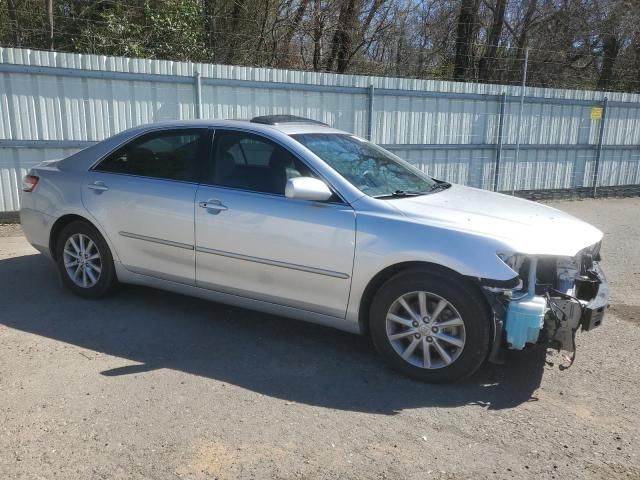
369,268,491,383
55,220,117,299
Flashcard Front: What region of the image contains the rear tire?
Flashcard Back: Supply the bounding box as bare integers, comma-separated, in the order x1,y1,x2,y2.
369,268,491,383
55,220,117,299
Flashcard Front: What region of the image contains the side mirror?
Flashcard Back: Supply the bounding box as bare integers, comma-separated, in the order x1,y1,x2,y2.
285,177,333,202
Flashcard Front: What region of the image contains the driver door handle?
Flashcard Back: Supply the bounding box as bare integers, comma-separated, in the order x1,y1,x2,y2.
87,181,109,192
199,199,228,213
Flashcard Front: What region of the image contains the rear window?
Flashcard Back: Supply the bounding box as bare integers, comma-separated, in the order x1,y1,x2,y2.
95,129,205,182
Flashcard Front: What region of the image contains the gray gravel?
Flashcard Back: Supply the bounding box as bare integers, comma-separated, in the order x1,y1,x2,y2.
1,197,639,480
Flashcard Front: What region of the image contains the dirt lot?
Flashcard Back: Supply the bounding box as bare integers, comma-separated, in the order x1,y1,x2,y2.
1,198,639,480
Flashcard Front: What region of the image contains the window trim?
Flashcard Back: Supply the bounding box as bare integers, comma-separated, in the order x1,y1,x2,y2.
202,128,348,205
89,127,211,185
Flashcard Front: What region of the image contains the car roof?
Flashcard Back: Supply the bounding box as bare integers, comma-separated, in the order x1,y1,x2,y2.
121,119,348,137
55,117,366,205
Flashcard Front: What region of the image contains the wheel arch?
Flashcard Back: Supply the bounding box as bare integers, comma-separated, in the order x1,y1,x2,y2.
49,214,102,261
357,261,491,336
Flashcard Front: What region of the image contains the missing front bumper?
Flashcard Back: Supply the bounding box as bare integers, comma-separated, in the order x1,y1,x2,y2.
545,261,608,353
579,263,608,331
485,261,609,361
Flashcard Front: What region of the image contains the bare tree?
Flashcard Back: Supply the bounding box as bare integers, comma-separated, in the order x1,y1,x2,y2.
597,32,620,90
278,0,310,67
478,0,506,82
453,0,480,81
225,0,246,64
46,0,54,49
325,0,358,71
515,0,537,51
594,0,631,90
202,0,217,54
312,0,323,70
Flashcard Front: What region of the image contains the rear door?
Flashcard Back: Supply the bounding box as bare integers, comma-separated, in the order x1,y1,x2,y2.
82,128,208,285
194,129,356,318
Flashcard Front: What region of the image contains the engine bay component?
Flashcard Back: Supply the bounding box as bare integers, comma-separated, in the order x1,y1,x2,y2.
579,264,608,331
575,274,599,301
544,295,583,353
501,249,607,356
504,257,547,350
556,257,578,295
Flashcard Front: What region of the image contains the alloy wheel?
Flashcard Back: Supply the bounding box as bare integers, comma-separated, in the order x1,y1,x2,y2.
385,291,466,369
63,233,102,288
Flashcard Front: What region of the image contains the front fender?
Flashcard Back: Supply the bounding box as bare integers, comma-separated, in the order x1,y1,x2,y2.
345,212,518,327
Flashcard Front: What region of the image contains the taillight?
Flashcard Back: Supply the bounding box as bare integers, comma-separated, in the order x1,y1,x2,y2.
22,175,39,192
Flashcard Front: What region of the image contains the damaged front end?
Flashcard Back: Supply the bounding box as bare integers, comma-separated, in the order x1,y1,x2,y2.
483,242,608,367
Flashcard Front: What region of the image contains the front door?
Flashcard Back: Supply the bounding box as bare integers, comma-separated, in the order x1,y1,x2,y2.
82,128,208,285
195,129,356,318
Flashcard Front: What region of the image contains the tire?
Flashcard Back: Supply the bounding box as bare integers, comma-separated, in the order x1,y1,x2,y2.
55,220,117,299
369,268,491,383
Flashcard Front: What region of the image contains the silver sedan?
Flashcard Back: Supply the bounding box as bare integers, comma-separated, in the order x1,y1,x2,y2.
20,115,608,382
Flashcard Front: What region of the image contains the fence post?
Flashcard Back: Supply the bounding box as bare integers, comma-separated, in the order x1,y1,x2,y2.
494,92,507,192
367,84,375,141
511,48,529,195
592,96,608,198
194,71,202,119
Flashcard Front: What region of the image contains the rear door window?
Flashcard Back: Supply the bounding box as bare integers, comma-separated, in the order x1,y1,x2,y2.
95,129,207,182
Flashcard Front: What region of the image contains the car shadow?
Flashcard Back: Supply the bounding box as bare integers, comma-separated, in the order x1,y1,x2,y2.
0,253,547,414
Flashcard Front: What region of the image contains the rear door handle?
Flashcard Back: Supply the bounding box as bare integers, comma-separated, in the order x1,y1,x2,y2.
199,199,228,213
87,181,109,192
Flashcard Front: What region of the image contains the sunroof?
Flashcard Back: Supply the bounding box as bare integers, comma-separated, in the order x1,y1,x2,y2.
250,115,329,126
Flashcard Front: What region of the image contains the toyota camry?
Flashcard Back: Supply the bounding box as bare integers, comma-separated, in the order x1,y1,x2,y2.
20,115,608,382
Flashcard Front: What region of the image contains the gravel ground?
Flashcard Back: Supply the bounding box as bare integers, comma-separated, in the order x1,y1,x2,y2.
1,198,639,480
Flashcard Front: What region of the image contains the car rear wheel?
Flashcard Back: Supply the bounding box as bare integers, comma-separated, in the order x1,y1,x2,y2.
55,220,117,299
369,268,491,383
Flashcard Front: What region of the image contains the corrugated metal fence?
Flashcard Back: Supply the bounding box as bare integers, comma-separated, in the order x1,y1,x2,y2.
1,47,640,212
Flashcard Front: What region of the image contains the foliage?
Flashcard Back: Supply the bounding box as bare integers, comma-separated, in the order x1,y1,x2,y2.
0,0,638,92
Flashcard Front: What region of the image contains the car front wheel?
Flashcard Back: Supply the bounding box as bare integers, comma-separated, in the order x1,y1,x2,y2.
55,220,117,299
369,268,491,383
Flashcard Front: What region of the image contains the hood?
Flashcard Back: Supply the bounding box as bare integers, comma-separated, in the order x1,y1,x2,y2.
386,184,603,257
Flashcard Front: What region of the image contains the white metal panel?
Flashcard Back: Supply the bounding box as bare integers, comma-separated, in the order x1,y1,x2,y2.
1,47,639,211
0,147,81,211
201,85,368,137
599,150,640,186
387,147,490,189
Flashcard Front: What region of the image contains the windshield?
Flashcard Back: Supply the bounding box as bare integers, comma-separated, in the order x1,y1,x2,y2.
291,134,438,198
